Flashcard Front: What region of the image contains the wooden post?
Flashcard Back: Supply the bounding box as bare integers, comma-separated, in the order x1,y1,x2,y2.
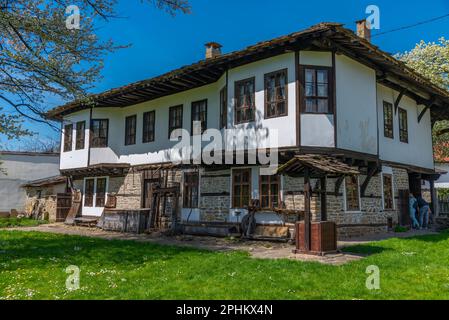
321,176,327,222
430,180,438,217
304,167,311,252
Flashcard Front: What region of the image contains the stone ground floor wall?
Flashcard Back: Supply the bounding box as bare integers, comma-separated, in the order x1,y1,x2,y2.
73,165,410,238
24,185,64,222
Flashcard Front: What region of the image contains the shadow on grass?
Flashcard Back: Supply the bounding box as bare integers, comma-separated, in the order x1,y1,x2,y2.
0,231,219,272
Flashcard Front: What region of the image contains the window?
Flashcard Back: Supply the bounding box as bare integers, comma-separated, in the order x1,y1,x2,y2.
302,67,332,114
191,100,207,135
143,111,155,143
95,178,107,207
75,121,85,150
84,178,95,207
265,69,288,118
91,119,109,148
168,105,183,138
84,177,108,208
345,176,360,212
232,169,251,208
383,101,394,139
183,172,199,208
383,174,394,210
220,86,227,129
398,108,408,143
260,175,280,209
125,115,137,146
63,124,73,152
235,78,255,124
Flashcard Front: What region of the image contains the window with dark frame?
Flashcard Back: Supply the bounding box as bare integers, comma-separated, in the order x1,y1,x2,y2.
302,66,332,114
84,178,95,207
168,105,183,138
90,119,109,148
125,115,137,146
345,176,360,212
235,78,255,124
95,178,107,207
398,108,408,143
383,174,394,210
383,101,394,139
191,100,207,135
232,169,251,208
183,172,199,208
265,69,288,118
143,111,155,143
63,124,73,152
220,86,227,129
260,175,280,209
75,121,85,150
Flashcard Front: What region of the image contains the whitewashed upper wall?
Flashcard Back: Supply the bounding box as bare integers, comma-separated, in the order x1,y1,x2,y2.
377,84,434,169
300,51,335,147
336,54,378,155
60,50,435,171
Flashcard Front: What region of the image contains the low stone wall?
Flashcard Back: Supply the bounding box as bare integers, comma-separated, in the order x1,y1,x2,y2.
24,187,58,222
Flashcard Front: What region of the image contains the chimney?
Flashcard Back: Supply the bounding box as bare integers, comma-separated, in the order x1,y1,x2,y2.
205,42,222,59
356,19,371,42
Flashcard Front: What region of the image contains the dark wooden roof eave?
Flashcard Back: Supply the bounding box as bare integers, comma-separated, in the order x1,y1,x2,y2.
46,23,449,121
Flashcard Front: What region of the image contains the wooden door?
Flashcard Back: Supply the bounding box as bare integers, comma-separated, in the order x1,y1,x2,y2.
56,193,72,222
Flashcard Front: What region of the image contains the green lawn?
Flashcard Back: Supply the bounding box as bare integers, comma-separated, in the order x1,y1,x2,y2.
0,218,48,229
1,230,449,300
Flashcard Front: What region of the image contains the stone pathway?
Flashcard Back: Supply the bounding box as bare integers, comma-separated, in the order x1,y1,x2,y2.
6,223,438,266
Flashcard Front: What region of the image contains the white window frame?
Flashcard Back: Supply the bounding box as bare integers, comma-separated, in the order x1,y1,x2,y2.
343,176,362,213
381,172,395,211
82,176,109,216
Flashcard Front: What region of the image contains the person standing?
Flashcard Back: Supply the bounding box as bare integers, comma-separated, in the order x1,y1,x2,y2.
417,195,431,229
409,193,420,229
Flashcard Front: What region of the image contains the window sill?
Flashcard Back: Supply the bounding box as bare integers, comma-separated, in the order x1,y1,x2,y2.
264,114,288,120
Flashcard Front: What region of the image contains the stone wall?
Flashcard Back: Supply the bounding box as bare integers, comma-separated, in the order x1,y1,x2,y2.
199,170,231,222
24,186,59,222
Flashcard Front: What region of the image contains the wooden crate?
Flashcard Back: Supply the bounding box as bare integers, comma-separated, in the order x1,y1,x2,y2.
295,221,337,255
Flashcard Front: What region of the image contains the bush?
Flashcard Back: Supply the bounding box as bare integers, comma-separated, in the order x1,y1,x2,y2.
394,225,409,233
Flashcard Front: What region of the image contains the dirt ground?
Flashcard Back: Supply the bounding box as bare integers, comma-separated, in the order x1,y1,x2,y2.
7,223,438,265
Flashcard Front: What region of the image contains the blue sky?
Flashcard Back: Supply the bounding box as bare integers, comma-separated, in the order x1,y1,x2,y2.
4,0,449,149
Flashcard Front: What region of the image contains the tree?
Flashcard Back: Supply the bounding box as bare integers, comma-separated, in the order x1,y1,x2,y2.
398,38,449,160
0,0,190,144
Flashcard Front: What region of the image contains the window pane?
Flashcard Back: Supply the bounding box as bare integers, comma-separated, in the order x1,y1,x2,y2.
96,178,107,207
84,179,95,207
317,99,329,113
64,124,73,152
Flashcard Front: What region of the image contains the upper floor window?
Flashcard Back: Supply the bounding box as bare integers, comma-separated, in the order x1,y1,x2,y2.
91,119,109,148
63,124,73,152
398,108,408,143
75,121,85,150
169,105,183,138
220,86,227,129
232,169,251,208
383,174,394,210
235,77,255,124
191,100,207,135
260,175,280,209
345,176,360,212
383,101,394,139
302,66,332,114
183,172,199,208
142,111,155,143
125,115,137,146
265,69,288,118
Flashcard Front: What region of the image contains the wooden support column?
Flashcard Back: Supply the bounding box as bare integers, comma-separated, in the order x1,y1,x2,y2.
321,176,327,222
430,180,438,217
304,167,311,252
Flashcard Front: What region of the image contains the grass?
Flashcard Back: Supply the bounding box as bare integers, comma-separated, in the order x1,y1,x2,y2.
0,218,48,228
1,230,449,300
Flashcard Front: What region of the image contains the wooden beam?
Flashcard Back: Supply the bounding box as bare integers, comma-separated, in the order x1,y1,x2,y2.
321,176,327,221
394,88,406,114
304,167,311,252
361,165,378,197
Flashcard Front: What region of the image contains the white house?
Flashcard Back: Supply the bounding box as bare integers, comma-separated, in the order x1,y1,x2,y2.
0,151,60,216
47,22,449,238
